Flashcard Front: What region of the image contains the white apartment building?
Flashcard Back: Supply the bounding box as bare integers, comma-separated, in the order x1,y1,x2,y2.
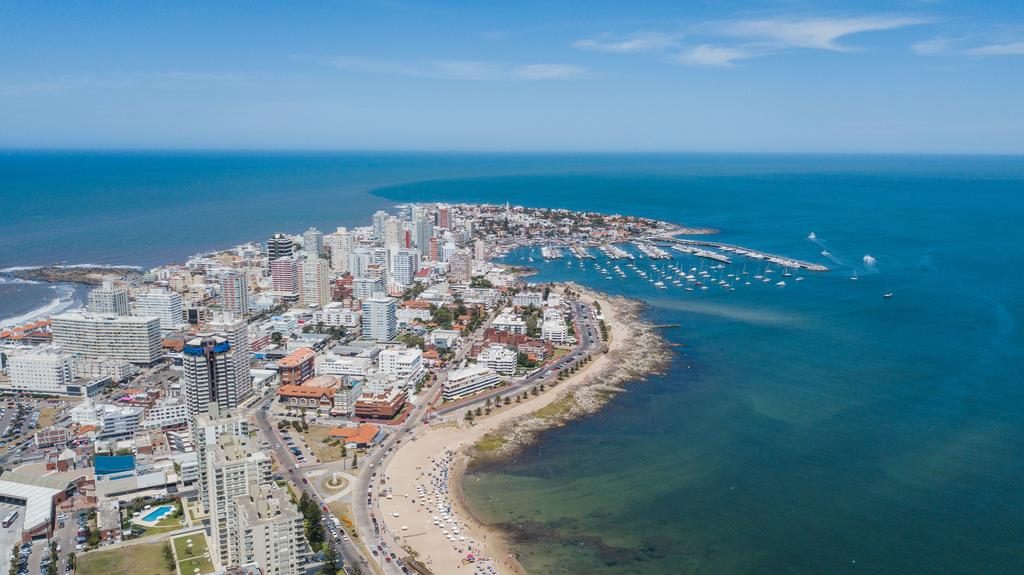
361,293,397,342
512,292,544,308
449,249,473,282
317,353,374,378
493,309,527,335
352,276,385,301
477,344,518,376
541,309,570,343
390,248,420,286
312,302,360,328
205,434,274,568
142,400,189,430
443,365,501,401
231,483,305,575
72,356,137,382
207,312,252,398
300,256,330,308
134,288,184,332
69,401,143,440
51,312,162,364
87,280,130,316
7,348,74,395
326,227,353,274
378,347,425,383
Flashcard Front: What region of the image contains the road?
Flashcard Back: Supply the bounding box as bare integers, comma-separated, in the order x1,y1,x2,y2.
350,297,602,574
251,392,367,574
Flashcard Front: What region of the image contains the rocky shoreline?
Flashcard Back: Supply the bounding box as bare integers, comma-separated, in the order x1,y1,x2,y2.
470,282,673,464
3,265,142,286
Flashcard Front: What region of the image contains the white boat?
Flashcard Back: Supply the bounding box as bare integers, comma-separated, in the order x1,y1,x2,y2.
776,281,786,287
883,292,894,299
850,270,859,281
821,250,831,257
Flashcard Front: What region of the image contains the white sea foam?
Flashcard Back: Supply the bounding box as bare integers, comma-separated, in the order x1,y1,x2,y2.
0,284,82,329
862,254,877,268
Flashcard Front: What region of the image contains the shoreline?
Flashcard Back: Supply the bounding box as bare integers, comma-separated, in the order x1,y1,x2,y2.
377,283,672,574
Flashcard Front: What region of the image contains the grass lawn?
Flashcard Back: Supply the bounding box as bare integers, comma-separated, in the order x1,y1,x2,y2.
77,541,174,575
172,533,214,574
550,347,570,360
303,424,345,463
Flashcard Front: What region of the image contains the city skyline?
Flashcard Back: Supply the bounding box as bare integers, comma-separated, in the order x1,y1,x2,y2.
2,1,1023,153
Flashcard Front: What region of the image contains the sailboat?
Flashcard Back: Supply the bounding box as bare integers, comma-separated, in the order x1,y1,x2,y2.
850,270,859,281
882,292,894,299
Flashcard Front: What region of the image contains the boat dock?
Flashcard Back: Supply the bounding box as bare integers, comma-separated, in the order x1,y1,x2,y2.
570,245,595,259
597,244,634,259
632,241,672,259
662,238,829,271
540,246,564,260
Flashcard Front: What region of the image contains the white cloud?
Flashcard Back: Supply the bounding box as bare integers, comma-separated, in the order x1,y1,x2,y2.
330,56,587,81
573,32,681,54
514,64,588,79
721,16,931,52
965,41,1024,56
674,44,760,67
911,36,953,55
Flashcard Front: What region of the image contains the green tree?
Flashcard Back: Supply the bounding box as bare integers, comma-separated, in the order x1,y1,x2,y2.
503,396,511,406
271,331,283,344
321,543,339,574
474,407,482,417
351,452,358,469
162,542,175,571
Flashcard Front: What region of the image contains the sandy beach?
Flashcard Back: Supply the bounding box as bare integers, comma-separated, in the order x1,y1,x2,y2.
376,284,671,574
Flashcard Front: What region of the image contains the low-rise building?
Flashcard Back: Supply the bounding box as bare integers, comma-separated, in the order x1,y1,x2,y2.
353,389,406,419
277,347,315,386
443,364,501,401
477,344,518,375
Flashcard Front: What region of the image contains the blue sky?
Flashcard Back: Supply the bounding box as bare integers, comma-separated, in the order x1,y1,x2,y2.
1,1,1022,152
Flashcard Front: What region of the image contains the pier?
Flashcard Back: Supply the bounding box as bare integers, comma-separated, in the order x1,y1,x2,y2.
661,238,829,271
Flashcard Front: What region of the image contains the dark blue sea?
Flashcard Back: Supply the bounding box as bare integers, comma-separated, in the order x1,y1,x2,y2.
2,152,1023,573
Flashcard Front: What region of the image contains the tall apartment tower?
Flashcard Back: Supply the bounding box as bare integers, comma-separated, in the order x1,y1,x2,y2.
87,280,130,316
218,270,249,318
361,292,397,341
51,312,162,364
383,216,404,250
267,233,294,261
474,238,488,262
391,248,420,286
438,205,451,229
207,312,252,400
372,210,389,240
182,335,249,416
326,227,353,274
300,256,330,308
414,215,434,255
134,288,183,332
302,226,323,257
270,256,300,302
450,249,473,283
204,433,274,567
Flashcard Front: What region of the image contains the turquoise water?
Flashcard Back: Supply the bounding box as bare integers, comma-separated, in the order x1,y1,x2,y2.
3,153,1023,572
374,160,1024,574
142,505,173,522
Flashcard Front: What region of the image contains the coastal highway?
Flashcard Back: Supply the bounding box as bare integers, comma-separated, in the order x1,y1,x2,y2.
352,297,603,573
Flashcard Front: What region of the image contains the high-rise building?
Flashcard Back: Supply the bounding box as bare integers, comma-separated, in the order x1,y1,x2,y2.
441,241,457,263
270,256,300,302
207,312,252,399
204,432,272,567
182,335,250,416
450,249,473,283
438,205,451,229
414,216,434,254
428,237,440,262
361,293,397,341
370,247,390,273
349,247,372,278
190,407,249,513
300,257,330,308
134,288,183,332
87,280,130,316
267,233,294,261
474,238,488,262
326,227,353,274
231,483,305,574
302,226,323,257
217,270,249,318
383,216,403,249
372,210,389,240
391,248,420,286
51,312,162,364
352,277,385,301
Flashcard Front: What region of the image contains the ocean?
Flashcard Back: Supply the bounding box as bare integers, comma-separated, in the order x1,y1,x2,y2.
2,152,1023,572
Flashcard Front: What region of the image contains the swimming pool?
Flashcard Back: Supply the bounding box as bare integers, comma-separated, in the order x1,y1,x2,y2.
142,505,174,522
